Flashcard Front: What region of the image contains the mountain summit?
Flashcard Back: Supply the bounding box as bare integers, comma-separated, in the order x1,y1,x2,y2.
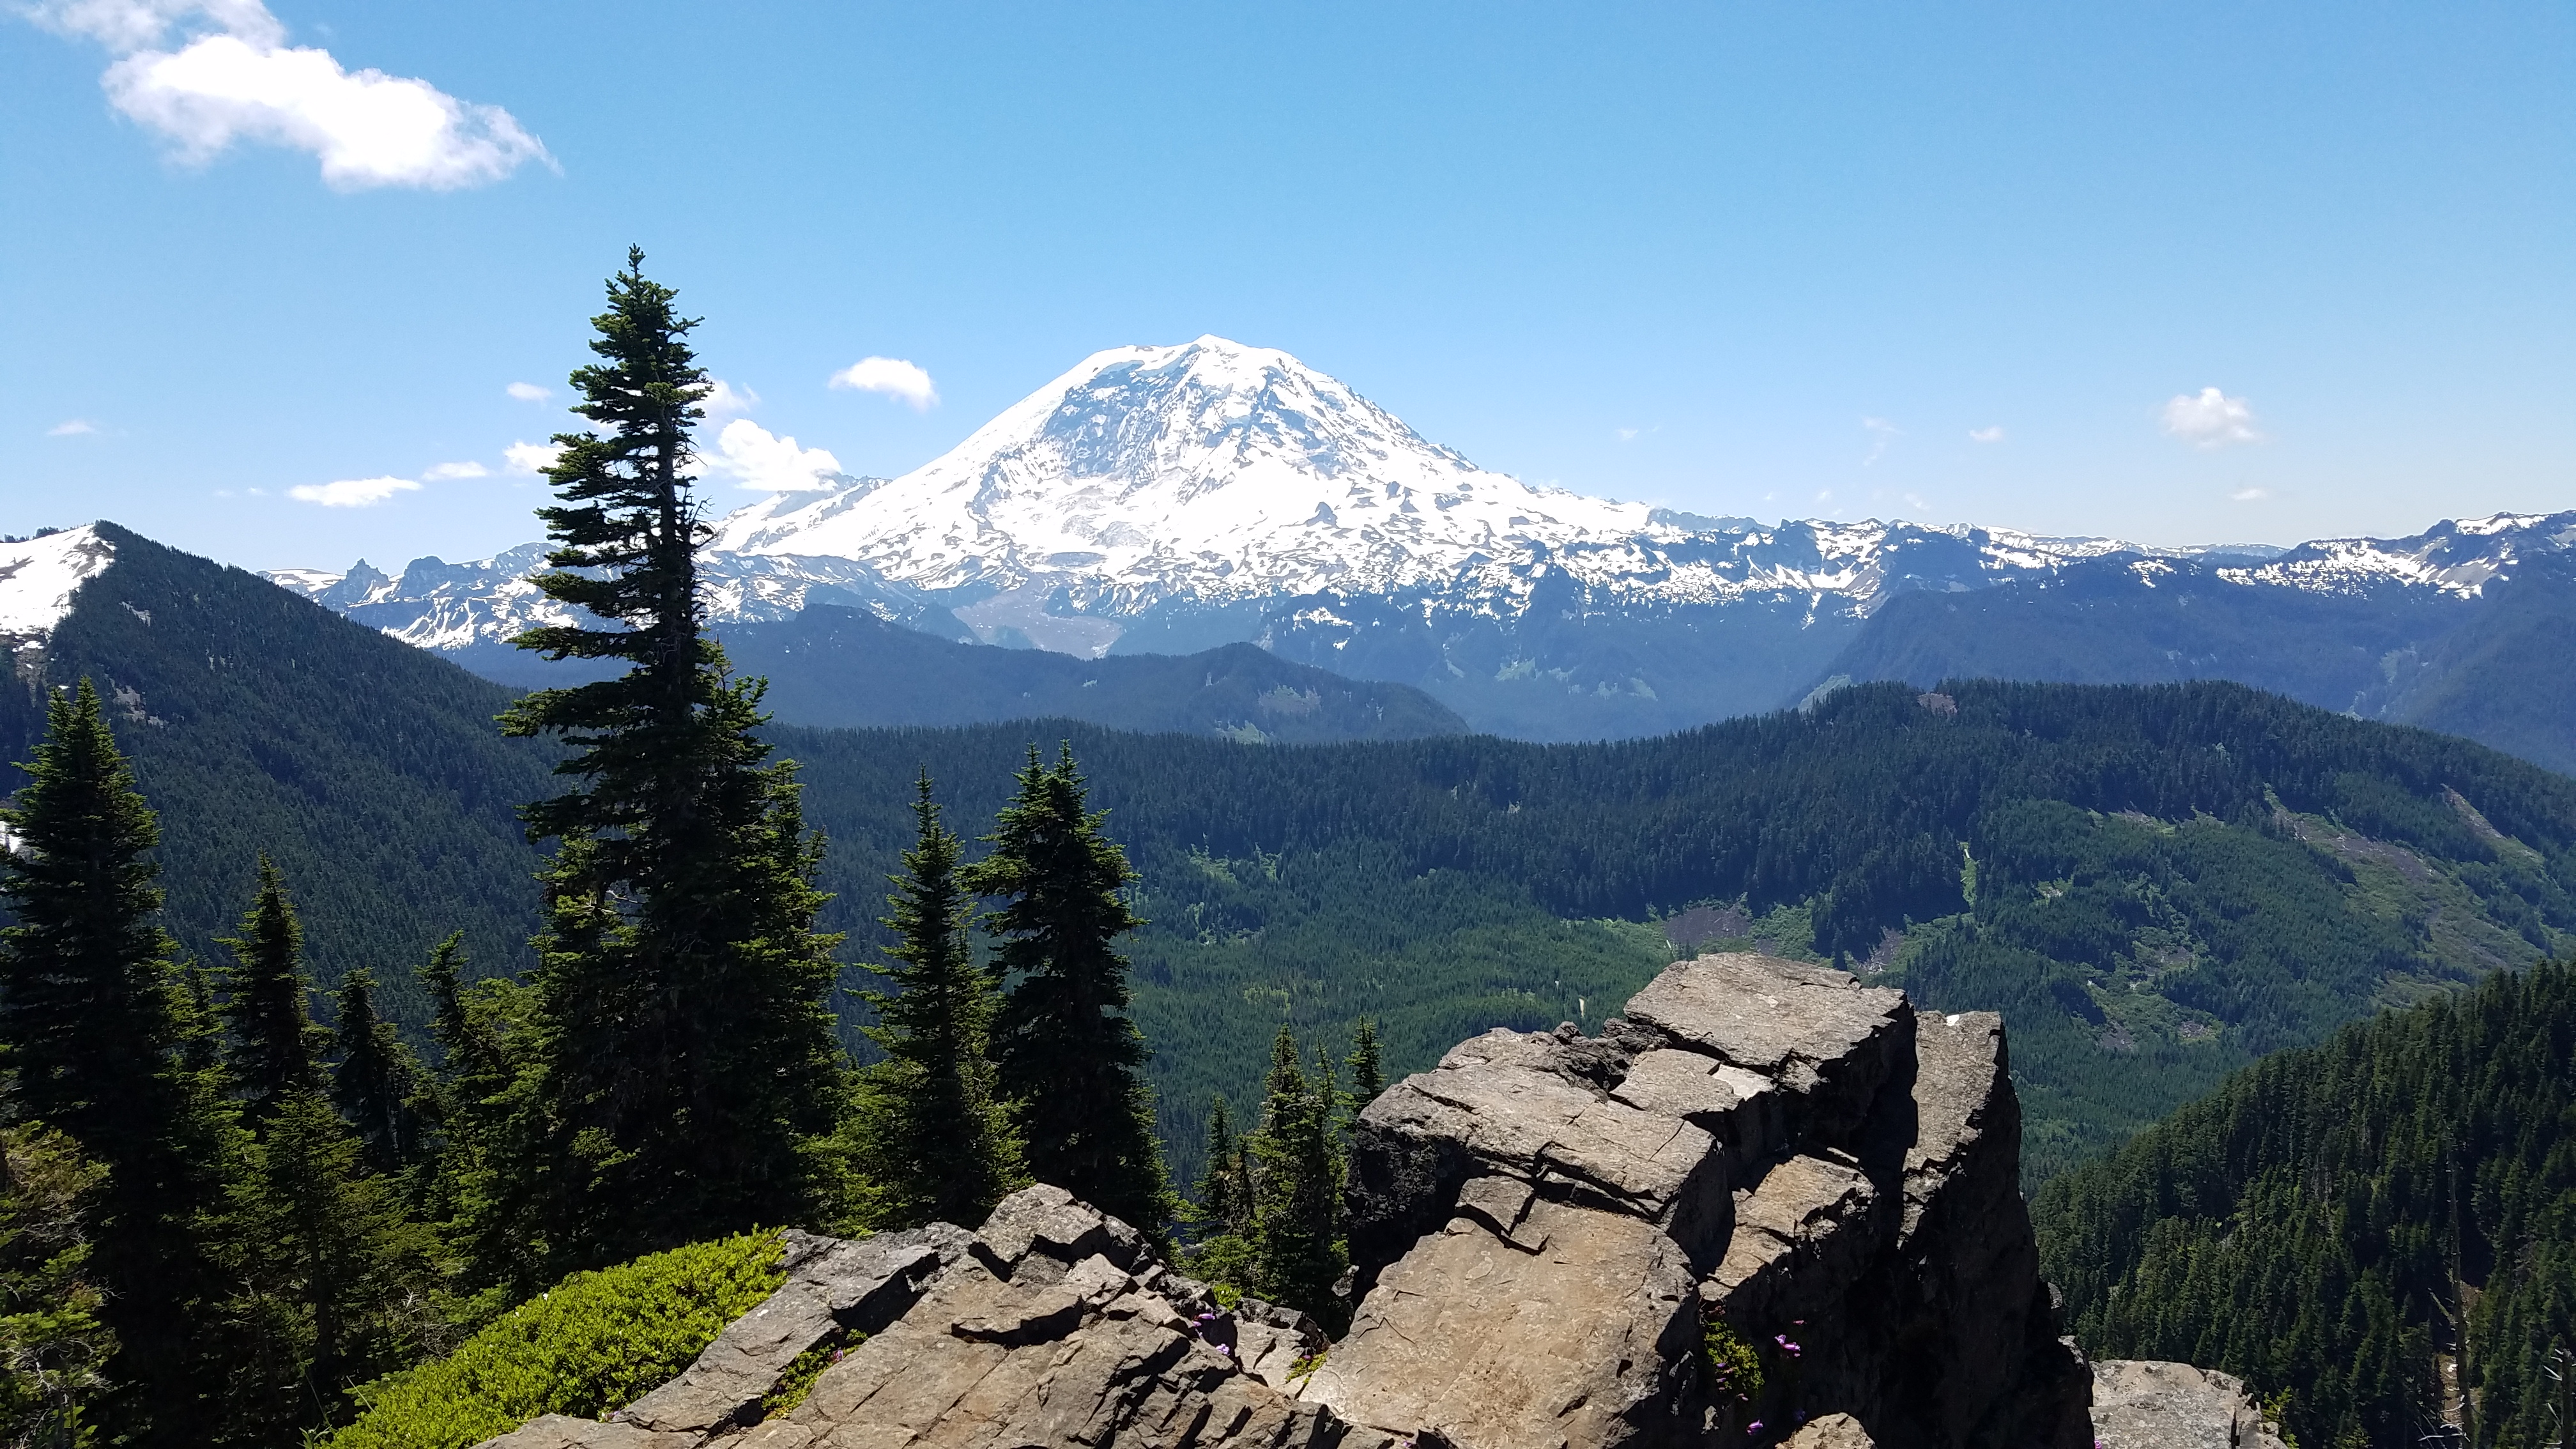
712,335,1658,610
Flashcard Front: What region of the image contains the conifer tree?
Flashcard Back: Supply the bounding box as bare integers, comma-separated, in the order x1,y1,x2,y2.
217,1085,425,1448
0,680,239,1445
1192,1095,1245,1234
0,1114,114,1449
1345,1018,1386,1112
493,248,844,1275
329,970,427,1177
854,778,1021,1229
1248,1027,1349,1328
217,856,328,1124
967,745,1169,1234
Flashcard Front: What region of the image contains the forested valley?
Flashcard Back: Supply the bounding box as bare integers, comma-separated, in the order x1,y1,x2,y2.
6,256,2574,1449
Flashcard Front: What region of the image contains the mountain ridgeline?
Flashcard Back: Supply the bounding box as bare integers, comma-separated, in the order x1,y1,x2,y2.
8,526,2576,1188
2032,960,2576,1449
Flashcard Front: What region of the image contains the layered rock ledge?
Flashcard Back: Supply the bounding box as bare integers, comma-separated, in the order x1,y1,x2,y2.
477,952,2100,1449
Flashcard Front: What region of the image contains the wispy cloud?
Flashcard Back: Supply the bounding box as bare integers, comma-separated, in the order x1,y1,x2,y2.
2231,486,2271,502
505,381,551,402
2161,387,2262,448
503,440,564,475
829,356,937,411
20,0,551,189
1862,417,1900,466
422,460,487,480
45,418,96,436
1968,425,2005,444
699,378,760,417
702,419,845,492
288,475,418,507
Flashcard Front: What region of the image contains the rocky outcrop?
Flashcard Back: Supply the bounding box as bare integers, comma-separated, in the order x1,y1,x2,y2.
478,953,2097,1449
474,1186,1353,1449
2088,1361,2290,1449
1316,952,2090,1449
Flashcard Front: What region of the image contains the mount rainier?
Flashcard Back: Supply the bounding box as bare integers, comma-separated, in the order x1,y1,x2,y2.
262,336,2576,747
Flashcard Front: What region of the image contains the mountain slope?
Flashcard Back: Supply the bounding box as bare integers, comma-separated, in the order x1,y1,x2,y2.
18,523,2576,1192
2032,961,2576,1449
0,523,557,1012
1814,520,2576,774
451,606,1467,740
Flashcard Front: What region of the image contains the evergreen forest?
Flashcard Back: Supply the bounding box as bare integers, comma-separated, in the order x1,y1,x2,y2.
4,253,2575,1449
2033,960,2576,1449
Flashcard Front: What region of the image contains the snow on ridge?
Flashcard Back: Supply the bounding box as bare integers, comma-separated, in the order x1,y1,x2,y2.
0,525,115,638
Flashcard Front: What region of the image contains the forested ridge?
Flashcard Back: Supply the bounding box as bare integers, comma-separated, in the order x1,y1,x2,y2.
24,250,2574,1449
9,528,2575,1185
2032,961,2576,1449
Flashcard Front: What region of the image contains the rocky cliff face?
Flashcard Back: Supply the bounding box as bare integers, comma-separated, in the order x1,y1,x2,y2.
475,953,2096,1449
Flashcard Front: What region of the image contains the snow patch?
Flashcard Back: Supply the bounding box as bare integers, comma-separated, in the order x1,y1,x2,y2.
0,526,115,638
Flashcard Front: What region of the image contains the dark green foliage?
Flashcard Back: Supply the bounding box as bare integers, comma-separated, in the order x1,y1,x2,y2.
1344,1018,1385,1111
2033,961,2576,1449
0,528,560,1017
218,856,329,1123
1190,1096,1247,1235
330,971,429,1178
847,778,1021,1230
323,1232,785,1449
0,1117,114,1449
487,250,845,1279
1247,1028,1348,1329
0,681,240,1446
966,746,1172,1234
778,680,2576,1185
217,1087,431,1447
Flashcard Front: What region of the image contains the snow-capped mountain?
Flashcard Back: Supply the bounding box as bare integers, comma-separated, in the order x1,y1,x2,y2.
259,335,2576,741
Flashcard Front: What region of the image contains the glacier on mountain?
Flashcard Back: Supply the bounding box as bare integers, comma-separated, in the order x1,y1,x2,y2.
257,334,2576,737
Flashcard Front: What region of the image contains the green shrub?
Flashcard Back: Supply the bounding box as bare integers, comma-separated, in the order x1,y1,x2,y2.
325,1232,785,1449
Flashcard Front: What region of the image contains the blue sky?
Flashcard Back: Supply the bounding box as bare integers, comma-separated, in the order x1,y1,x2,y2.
4,2,2568,572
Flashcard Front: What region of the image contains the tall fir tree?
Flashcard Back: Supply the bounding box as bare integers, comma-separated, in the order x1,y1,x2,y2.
1344,1018,1386,1111
854,778,1021,1229
328,970,428,1177
967,745,1170,1235
1192,1095,1245,1235
216,856,328,1125
1248,1027,1348,1329
0,680,240,1446
492,248,844,1277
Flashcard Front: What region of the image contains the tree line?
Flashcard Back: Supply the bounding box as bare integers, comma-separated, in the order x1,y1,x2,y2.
0,254,1183,1448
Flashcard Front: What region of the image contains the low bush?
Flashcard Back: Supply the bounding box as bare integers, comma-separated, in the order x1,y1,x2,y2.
325,1232,785,1449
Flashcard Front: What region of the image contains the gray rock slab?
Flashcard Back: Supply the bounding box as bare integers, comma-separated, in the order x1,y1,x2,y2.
1612,1048,1786,1165
1702,1153,1883,1328
2090,1360,2288,1449
1785,1413,1876,1449
1621,954,1913,1147
1306,1197,1702,1449
620,1226,970,1436
471,1414,700,1449
972,1182,1149,1285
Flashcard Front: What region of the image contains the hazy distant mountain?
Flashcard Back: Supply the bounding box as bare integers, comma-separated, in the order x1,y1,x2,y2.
1815,514,2576,774
261,337,2576,753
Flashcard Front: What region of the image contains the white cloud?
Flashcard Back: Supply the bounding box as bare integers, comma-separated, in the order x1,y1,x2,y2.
702,418,845,492
422,460,487,480
1968,425,2005,444
1614,427,1639,443
1862,417,1899,466
2231,486,2271,502
22,0,550,190
2161,387,2262,448
828,356,937,410
699,378,759,417
503,440,564,475
288,475,418,507
46,418,96,436
505,381,551,402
